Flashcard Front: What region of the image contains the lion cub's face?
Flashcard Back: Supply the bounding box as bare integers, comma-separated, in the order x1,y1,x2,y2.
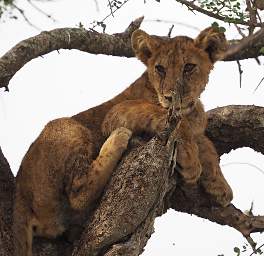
132,27,227,114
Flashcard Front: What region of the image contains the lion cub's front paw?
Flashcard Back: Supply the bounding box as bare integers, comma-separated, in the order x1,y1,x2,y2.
178,160,202,184
177,142,202,184
101,127,132,156
202,175,233,207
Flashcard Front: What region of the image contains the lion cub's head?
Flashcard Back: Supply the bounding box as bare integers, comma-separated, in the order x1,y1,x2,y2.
132,27,227,115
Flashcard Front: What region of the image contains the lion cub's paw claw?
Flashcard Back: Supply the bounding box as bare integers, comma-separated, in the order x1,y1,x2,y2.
109,127,132,149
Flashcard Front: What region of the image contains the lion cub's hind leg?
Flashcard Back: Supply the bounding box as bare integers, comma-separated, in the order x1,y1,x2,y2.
68,127,132,211
197,135,233,207
13,192,35,256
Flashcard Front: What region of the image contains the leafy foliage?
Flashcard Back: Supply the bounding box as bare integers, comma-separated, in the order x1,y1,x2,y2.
0,0,14,17
197,0,249,24
211,21,226,32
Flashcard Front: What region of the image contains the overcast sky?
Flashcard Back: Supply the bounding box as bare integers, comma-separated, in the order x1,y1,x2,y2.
0,0,264,255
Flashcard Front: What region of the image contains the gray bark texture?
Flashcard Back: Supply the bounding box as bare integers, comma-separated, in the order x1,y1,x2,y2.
1,106,264,255
0,147,14,256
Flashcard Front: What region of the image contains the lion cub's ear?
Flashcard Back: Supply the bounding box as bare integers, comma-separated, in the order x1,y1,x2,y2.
131,29,160,65
194,27,227,63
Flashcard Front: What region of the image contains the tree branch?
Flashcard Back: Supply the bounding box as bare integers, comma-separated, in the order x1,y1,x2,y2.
42,106,264,254
206,105,264,156
72,137,173,256
171,187,264,237
0,16,143,91
1,16,264,91
1,106,264,255
71,105,264,255
0,147,14,256
175,0,264,27
222,27,264,61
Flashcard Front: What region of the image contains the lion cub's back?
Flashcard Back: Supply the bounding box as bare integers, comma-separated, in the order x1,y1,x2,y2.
16,117,95,213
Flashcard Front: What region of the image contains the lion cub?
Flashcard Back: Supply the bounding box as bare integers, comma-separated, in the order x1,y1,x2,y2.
14,27,233,256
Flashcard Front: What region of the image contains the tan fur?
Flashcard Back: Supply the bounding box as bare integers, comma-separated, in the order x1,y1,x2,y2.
14,27,233,256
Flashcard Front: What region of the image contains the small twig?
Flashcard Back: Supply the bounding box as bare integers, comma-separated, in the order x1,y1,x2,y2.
93,0,100,12
246,236,257,253
91,0,131,31
251,0,263,24
167,24,174,38
121,16,144,36
107,0,114,17
235,24,247,38
11,3,40,30
254,57,261,65
236,60,243,88
249,243,264,255
246,0,257,34
26,0,56,22
253,76,264,92
249,201,254,216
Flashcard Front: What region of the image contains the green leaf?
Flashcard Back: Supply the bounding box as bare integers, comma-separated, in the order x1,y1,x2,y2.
211,21,219,28
234,247,240,256
219,26,226,32
260,47,264,54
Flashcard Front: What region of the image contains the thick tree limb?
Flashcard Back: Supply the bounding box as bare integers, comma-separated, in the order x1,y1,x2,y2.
206,105,264,156
1,106,264,255
72,137,173,256
0,16,264,90
171,184,264,238
0,147,14,256
71,105,264,255
0,17,143,91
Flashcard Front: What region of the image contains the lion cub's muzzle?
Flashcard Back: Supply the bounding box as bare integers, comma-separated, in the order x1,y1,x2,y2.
161,94,196,117
172,100,196,116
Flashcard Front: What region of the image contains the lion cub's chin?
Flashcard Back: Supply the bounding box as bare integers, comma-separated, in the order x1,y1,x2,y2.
159,99,197,117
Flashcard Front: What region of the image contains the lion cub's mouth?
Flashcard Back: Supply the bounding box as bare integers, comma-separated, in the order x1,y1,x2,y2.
173,101,196,116
161,97,196,116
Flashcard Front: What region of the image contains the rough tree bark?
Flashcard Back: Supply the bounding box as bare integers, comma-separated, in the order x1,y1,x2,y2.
1,18,264,256
0,147,14,256
1,106,264,255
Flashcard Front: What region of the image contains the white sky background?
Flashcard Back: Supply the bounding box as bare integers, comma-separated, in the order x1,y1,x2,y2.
0,0,264,255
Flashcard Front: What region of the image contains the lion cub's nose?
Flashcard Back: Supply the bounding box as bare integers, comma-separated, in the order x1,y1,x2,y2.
164,96,172,103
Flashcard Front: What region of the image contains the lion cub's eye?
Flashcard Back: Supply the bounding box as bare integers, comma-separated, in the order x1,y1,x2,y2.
183,63,196,74
155,64,166,77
